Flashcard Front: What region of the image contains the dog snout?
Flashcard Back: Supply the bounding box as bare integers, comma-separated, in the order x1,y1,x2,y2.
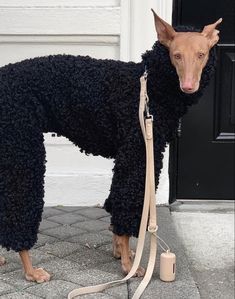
180,81,199,94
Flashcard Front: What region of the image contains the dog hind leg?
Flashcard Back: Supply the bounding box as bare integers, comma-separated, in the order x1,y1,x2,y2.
0,121,50,282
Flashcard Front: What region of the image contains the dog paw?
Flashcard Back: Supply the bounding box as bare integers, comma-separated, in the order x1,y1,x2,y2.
122,263,145,277
134,266,145,277
0,256,6,266
25,267,51,283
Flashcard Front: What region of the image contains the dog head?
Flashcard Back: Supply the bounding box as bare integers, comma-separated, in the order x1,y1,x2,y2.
151,9,222,94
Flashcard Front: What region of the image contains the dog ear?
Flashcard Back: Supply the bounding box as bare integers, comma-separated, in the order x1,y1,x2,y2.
151,9,176,48
201,18,223,48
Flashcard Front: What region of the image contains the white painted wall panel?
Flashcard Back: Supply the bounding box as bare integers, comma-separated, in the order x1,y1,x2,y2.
0,0,120,7
0,37,119,65
0,8,120,35
46,174,112,206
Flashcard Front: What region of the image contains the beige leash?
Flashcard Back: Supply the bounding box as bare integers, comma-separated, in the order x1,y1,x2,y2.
68,72,158,299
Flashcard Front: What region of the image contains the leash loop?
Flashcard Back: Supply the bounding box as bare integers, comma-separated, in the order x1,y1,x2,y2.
148,225,158,233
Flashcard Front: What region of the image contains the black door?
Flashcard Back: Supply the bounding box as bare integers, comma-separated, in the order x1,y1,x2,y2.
170,0,235,201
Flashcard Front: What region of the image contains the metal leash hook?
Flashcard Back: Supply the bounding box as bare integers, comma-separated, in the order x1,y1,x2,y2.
143,68,152,120
143,65,148,79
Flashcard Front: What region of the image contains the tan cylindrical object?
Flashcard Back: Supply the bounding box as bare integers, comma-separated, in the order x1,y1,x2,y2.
160,251,176,282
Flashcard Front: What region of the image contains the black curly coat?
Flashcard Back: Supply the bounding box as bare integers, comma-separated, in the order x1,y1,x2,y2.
0,38,216,252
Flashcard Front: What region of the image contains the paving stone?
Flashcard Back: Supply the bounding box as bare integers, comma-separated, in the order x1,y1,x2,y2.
190,267,234,299
26,279,81,299
42,207,64,219
72,219,109,232
0,291,42,299
92,244,127,276
0,248,7,255
76,207,109,219
74,294,114,299
25,258,116,298
0,206,205,299
53,206,87,212
0,262,22,275
94,260,148,299
64,247,113,270
47,213,88,225
105,284,128,299
66,231,112,248
33,254,113,283
42,226,86,240
35,257,84,278
0,254,54,289
33,233,57,249
100,216,111,223
128,275,200,299
1,248,53,270
0,269,38,289
38,241,83,258
58,268,128,299
60,268,120,286
0,249,22,274
98,243,115,256
0,280,15,296
0,248,12,261
100,229,113,237
0,258,81,291
94,260,123,277
39,219,61,232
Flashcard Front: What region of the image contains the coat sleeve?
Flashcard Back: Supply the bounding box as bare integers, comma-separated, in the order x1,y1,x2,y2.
103,124,147,238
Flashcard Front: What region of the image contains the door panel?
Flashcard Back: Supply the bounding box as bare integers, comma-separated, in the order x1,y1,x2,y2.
214,46,235,141
171,0,235,200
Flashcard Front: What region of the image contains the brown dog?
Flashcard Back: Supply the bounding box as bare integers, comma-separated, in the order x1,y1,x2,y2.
0,10,221,283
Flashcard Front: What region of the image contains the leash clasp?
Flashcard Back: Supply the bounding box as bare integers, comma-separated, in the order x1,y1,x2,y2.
143,66,148,80
142,66,153,120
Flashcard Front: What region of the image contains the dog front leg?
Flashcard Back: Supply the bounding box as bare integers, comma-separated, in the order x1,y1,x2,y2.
19,250,50,283
104,130,147,277
112,234,145,277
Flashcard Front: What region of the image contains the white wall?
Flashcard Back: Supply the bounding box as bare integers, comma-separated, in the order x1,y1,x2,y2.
0,0,172,206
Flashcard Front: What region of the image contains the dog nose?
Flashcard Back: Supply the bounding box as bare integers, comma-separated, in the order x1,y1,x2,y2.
181,81,194,93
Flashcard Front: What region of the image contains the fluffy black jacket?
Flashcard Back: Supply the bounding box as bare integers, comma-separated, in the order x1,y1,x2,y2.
0,40,216,252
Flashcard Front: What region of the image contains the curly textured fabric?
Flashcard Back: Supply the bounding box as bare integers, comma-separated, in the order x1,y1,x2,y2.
0,37,216,252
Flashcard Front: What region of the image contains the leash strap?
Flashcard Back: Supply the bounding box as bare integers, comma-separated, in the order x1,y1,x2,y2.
67,73,157,299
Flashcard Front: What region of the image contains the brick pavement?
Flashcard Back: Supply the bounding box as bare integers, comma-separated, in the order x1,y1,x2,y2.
0,206,199,299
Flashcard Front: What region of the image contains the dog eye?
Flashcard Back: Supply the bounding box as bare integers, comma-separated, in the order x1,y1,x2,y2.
198,52,205,59
174,53,182,60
